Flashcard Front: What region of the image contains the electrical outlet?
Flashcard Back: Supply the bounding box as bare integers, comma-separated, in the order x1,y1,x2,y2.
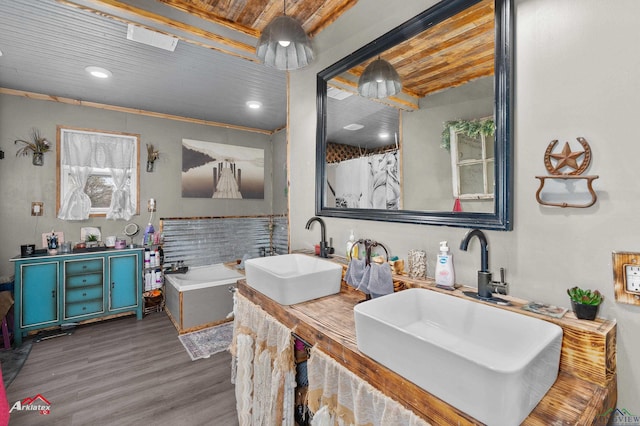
612,251,640,305
625,265,640,292
31,202,43,216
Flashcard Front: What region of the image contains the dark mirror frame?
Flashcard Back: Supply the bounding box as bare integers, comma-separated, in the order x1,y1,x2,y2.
315,0,513,231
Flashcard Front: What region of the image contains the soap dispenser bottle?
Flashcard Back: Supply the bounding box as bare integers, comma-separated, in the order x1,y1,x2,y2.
346,230,358,260
435,241,455,289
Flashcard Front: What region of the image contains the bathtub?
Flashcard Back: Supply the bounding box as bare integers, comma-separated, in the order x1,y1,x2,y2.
164,263,243,334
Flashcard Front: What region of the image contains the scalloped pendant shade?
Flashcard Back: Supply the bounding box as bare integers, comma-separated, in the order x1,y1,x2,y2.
256,15,314,71
357,58,402,99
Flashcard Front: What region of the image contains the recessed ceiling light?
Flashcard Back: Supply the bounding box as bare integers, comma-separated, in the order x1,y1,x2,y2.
343,123,364,131
85,66,112,79
246,101,262,109
379,132,390,139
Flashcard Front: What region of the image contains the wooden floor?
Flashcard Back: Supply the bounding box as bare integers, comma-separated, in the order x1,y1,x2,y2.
5,312,239,425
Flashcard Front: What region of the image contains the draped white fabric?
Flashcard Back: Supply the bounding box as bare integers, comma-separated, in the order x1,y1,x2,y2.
230,293,296,426
106,168,135,220
58,130,137,220
308,348,431,426
57,166,92,220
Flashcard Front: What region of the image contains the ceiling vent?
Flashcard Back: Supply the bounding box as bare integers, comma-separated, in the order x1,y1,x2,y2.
327,86,354,100
127,24,178,52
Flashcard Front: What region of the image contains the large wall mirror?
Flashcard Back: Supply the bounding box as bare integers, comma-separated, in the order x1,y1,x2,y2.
316,0,513,230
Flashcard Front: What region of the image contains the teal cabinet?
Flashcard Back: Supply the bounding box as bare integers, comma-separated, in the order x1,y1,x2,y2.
20,261,59,328
11,248,143,346
109,254,138,311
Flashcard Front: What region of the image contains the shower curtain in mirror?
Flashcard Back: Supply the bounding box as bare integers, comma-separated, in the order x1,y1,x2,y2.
327,151,400,210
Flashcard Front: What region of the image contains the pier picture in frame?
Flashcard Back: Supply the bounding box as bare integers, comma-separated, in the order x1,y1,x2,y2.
181,138,265,199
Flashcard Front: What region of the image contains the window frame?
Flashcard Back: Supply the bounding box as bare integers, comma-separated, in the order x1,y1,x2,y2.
449,125,495,200
56,126,140,218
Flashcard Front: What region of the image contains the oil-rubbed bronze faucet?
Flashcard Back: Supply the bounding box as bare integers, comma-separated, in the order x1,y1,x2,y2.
305,216,330,258
460,229,492,299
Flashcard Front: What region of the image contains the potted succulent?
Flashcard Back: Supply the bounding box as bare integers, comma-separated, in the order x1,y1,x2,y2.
567,286,603,320
86,234,99,248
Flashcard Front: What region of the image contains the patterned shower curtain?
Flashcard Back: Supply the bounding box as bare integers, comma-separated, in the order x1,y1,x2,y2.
328,151,400,210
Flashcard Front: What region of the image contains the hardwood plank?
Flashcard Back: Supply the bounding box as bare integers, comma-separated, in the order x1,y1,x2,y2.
5,313,238,426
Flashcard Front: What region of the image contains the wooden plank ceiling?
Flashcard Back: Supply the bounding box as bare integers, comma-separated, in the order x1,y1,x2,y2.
157,0,494,99
348,0,495,99
156,0,358,37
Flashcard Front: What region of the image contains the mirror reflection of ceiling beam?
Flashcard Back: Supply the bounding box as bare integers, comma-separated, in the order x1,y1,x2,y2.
343,0,494,100
329,77,419,112
59,0,259,62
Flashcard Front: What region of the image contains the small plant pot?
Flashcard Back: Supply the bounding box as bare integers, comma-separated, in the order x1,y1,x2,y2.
32,152,44,166
571,301,599,320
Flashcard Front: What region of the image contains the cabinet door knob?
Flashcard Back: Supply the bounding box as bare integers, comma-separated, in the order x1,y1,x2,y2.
51,290,56,298
111,282,115,289
82,292,87,297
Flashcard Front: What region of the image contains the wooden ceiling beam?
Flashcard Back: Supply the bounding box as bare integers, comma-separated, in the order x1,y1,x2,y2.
155,0,260,37
65,0,257,57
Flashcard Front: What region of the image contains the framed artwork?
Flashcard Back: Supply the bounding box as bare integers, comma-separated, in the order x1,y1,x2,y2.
181,139,264,199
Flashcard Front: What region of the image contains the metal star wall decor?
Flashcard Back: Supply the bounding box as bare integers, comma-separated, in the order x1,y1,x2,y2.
535,137,599,208
544,137,591,175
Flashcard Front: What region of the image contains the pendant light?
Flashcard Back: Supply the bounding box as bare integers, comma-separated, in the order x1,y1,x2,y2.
357,57,402,99
256,0,314,71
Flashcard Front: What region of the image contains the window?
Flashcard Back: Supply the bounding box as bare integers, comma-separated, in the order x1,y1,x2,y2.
57,126,139,220
449,125,494,199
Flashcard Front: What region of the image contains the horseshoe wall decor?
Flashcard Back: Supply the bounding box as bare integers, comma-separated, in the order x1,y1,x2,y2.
536,137,599,208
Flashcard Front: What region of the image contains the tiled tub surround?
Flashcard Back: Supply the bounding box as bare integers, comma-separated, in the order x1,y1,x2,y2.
237,253,616,425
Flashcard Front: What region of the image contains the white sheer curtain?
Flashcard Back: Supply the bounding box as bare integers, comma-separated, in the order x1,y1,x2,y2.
58,130,136,221
106,168,134,220
57,166,92,220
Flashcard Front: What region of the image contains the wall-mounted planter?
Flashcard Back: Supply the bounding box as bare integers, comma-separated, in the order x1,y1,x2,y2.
32,152,44,166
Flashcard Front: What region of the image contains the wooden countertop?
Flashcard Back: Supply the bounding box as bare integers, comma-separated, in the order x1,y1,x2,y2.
237,256,616,425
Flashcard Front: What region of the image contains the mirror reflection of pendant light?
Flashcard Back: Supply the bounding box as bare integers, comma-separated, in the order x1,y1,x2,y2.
256,0,314,71
357,57,402,99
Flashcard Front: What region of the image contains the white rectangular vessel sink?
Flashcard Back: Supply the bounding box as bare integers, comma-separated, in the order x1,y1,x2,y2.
354,288,563,425
245,254,343,305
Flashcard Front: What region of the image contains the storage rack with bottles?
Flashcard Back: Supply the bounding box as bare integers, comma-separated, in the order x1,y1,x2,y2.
143,231,164,315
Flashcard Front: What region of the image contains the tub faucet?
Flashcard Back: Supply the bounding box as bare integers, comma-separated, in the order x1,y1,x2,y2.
460,229,492,299
305,216,330,258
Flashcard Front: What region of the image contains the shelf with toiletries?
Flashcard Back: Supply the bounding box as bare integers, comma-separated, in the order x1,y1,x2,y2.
142,234,164,315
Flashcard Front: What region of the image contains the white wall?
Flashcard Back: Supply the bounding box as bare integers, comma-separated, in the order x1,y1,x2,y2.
0,94,283,277
289,0,640,412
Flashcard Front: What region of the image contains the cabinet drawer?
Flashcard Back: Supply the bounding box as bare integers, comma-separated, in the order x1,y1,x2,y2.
66,273,103,288
65,300,104,318
65,259,103,275
65,286,103,303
